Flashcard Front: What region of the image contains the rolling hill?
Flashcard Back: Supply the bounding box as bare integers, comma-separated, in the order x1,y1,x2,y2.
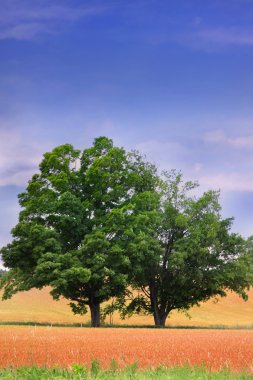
0,287,252,327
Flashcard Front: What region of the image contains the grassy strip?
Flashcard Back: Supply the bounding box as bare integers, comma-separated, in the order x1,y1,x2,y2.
0,321,253,329
0,364,252,380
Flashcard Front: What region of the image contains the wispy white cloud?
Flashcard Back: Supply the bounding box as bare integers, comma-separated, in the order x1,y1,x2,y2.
127,139,253,195
0,0,109,40
178,26,253,51
196,27,253,46
199,173,253,193
204,130,253,148
0,127,46,186
0,169,37,187
0,22,52,41
134,139,189,171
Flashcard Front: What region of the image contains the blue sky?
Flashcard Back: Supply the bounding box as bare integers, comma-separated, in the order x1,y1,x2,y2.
1,0,253,266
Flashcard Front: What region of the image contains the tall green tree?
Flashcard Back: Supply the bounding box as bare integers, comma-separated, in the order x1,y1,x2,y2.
116,170,253,327
0,137,156,327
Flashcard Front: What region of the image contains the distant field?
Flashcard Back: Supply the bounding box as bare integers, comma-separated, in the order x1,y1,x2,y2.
0,327,252,373
0,287,253,327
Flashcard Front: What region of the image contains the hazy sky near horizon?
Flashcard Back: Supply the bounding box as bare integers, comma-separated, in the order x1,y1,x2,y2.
1,0,253,264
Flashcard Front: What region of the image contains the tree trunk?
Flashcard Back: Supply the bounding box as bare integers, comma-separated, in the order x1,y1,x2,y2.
89,302,101,327
153,312,168,327
149,279,169,327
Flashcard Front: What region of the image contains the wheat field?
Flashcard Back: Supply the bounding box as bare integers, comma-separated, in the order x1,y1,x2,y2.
0,326,252,373
0,287,252,327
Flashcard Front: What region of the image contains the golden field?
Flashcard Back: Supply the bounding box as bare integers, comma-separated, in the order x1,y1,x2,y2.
0,326,252,372
0,287,252,327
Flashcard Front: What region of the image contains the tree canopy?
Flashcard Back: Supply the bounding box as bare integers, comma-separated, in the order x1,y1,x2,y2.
0,269,6,277
0,137,156,327
0,138,252,327
111,171,253,326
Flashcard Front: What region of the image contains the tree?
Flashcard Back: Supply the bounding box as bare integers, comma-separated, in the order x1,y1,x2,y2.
245,235,253,255
0,137,156,327
116,170,253,327
0,269,6,277
2,140,251,328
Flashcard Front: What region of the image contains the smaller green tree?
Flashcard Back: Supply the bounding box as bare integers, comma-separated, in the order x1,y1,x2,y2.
115,170,253,327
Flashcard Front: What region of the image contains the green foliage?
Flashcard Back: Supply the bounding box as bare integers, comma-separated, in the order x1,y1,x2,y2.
0,137,157,327
0,269,6,277
116,170,253,326
245,236,253,256
0,364,251,379
91,358,101,376
1,137,252,328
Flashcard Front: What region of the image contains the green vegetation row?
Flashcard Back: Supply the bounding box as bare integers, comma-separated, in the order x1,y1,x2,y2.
0,363,252,380
0,321,253,330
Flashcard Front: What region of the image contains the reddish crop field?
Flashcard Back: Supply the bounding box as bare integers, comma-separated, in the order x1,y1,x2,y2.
0,327,253,373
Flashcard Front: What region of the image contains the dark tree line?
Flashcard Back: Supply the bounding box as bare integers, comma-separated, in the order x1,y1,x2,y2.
1,137,252,327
